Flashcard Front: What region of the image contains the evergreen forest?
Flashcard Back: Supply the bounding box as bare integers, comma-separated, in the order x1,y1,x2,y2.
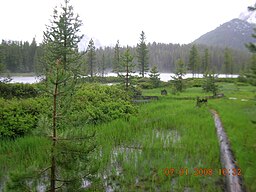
0,38,252,75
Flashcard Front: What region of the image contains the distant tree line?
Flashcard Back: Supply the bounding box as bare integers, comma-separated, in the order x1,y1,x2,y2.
0,38,43,73
0,37,252,75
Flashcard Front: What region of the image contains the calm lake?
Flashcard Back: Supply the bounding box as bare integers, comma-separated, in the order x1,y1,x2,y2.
9,73,239,84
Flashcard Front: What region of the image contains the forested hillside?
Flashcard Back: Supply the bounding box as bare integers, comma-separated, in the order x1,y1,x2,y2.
95,42,251,74
0,38,251,75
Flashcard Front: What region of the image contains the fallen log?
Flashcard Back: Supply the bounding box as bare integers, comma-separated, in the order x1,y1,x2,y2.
211,109,245,192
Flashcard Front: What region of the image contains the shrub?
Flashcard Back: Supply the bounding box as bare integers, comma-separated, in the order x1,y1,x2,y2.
0,84,138,138
137,78,153,89
0,83,38,99
186,78,204,88
0,97,48,138
216,78,237,83
202,73,218,96
68,84,137,125
237,75,248,83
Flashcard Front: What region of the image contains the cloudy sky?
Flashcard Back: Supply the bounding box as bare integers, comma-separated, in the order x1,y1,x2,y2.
0,0,255,48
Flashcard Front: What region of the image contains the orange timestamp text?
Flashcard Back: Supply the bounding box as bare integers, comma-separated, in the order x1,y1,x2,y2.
163,167,242,177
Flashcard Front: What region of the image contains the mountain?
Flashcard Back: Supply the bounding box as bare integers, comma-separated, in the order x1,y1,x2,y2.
193,18,255,52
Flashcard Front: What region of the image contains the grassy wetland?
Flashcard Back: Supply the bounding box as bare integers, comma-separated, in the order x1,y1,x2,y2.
1,0,256,191
1,79,255,191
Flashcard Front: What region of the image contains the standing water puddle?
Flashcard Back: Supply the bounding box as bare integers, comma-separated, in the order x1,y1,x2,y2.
153,129,181,148
101,129,181,191
0,129,181,192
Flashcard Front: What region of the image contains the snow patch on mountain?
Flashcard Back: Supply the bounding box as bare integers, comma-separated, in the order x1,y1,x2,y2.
239,9,256,24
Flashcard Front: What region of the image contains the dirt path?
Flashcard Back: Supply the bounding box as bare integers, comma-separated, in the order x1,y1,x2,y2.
211,109,245,192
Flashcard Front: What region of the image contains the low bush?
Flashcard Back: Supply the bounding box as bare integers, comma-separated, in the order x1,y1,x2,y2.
186,78,204,88
0,97,48,138
137,78,154,89
237,75,248,83
216,78,237,83
80,76,121,83
0,83,38,99
69,84,137,125
0,84,137,138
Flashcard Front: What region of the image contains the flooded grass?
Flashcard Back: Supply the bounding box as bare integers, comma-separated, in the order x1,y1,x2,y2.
0,97,223,191
2,82,254,191
94,97,223,191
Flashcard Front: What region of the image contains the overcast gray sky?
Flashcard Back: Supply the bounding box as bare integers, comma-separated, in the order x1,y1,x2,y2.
0,0,255,47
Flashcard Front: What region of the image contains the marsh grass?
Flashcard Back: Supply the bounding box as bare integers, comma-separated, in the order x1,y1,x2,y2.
0,136,50,191
142,86,211,99
2,82,254,191
208,83,256,191
0,96,223,191
94,96,223,191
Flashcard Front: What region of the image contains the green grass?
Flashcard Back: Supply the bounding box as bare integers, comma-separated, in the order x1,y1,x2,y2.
208,83,256,191
142,86,211,98
0,136,50,181
1,81,255,191
217,82,256,100
0,98,223,191
142,82,256,191
94,97,223,191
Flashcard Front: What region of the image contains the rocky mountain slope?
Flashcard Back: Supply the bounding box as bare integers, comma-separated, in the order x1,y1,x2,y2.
193,18,255,51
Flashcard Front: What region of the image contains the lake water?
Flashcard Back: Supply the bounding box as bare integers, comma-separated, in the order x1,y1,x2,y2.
8,73,239,84
9,76,42,84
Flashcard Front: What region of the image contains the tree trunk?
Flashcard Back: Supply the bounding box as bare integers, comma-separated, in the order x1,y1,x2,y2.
126,63,129,90
51,65,58,192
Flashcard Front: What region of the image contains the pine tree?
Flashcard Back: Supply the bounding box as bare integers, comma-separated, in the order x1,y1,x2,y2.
245,4,256,86
246,54,256,85
172,58,186,93
189,45,200,77
224,48,233,77
0,48,10,82
113,40,121,75
149,65,160,88
137,31,149,77
202,72,218,96
99,53,106,82
0,44,5,76
43,0,83,73
86,38,96,81
43,1,95,191
120,46,135,90
202,48,210,73
6,1,96,191
29,37,37,72
246,28,256,53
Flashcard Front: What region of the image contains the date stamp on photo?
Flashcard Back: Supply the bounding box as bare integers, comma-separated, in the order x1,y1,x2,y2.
163,167,242,177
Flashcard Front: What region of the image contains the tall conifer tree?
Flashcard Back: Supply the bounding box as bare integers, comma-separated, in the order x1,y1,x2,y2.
137,31,149,77
121,46,135,90
113,40,121,75
6,1,97,191
149,65,160,88
202,48,210,73
245,4,256,85
172,58,186,93
189,45,200,77
224,48,233,77
86,38,96,81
